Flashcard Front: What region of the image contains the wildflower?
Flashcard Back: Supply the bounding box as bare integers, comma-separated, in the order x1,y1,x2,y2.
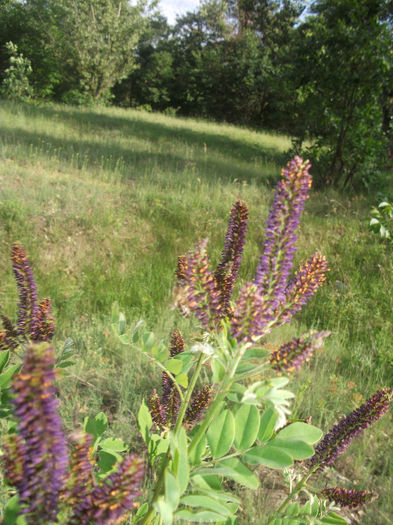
270,331,330,374
214,200,248,315
4,343,68,522
277,253,328,325
309,388,393,470
31,298,55,342
69,454,145,525
11,243,39,338
184,239,222,328
65,432,95,508
254,156,312,307
185,385,212,424
321,487,377,509
148,389,167,429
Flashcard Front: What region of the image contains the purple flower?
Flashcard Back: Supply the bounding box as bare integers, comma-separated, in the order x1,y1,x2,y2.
254,157,312,307
214,200,248,316
31,298,55,342
230,282,273,343
185,385,212,425
4,343,68,522
309,388,393,471
65,432,95,508
148,389,167,429
11,243,39,338
0,315,18,351
270,331,330,374
184,239,223,328
69,454,145,525
321,487,377,509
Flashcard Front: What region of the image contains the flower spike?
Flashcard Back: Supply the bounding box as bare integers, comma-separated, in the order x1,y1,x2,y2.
309,388,393,471
321,487,377,509
254,156,312,306
4,344,68,522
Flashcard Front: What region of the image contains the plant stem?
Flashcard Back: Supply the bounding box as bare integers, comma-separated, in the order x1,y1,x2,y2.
265,466,318,525
139,352,204,524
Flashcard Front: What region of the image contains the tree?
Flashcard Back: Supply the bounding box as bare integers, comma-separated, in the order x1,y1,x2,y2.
281,0,393,187
1,0,147,102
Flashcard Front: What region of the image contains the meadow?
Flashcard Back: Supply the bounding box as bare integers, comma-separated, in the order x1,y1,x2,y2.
0,100,392,524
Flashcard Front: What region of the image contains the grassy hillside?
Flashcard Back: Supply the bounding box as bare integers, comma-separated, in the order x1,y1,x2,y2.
0,101,392,524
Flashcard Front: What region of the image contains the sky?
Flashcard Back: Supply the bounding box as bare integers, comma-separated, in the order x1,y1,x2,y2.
159,0,200,24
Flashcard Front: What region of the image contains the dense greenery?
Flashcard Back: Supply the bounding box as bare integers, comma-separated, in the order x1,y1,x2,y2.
1,0,392,187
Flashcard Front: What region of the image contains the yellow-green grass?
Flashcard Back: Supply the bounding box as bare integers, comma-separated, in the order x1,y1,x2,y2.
0,100,392,524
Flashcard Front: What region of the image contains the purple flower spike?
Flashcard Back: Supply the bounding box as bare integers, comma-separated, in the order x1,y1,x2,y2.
270,331,330,374
309,388,393,471
69,454,145,525
276,253,328,325
184,239,222,328
31,298,55,342
170,329,185,357
185,385,212,425
11,243,39,338
148,389,167,430
254,157,312,307
230,282,273,343
321,487,378,509
65,432,95,508
215,201,249,316
4,343,68,522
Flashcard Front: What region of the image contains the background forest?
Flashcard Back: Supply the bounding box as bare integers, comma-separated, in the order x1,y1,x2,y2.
1,0,393,189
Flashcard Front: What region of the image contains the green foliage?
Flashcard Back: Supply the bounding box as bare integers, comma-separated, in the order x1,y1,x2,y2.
370,200,393,243
0,42,33,101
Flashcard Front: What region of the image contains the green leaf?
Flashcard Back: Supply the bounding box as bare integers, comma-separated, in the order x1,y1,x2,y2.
155,498,173,525
284,503,300,516
192,474,222,491
3,495,27,525
172,427,189,494
176,373,188,389
258,407,277,442
175,510,227,522
0,351,10,374
193,489,240,505
180,495,232,517
189,435,207,466
137,400,152,443
321,512,349,524
211,358,226,383
84,412,108,444
132,319,145,343
277,422,322,445
57,360,75,368
234,404,260,450
165,358,182,375
217,458,259,489
143,332,155,351
243,348,270,360
165,471,180,511
268,438,314,460
100,438,127,452
207,410,235,458
134,502,149,521
98,450,118,473
243,445,293,469
0,365,20,389
118,311,126,335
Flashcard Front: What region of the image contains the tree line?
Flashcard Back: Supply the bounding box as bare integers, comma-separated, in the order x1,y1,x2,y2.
1,0,393,188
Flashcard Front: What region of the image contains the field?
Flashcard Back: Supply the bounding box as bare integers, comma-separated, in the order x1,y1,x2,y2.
0,100,392,524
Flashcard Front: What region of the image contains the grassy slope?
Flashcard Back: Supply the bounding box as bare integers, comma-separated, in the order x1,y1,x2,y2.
0,101,392,524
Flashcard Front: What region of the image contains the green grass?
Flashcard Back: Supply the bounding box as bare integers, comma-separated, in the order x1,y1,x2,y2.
0,100,392,524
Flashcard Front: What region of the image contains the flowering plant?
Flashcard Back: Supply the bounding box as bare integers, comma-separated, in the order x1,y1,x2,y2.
0,157,391,525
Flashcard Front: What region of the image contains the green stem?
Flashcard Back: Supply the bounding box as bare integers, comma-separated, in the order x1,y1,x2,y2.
189,347,244,456
265,466,318,525
139,352,204,525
